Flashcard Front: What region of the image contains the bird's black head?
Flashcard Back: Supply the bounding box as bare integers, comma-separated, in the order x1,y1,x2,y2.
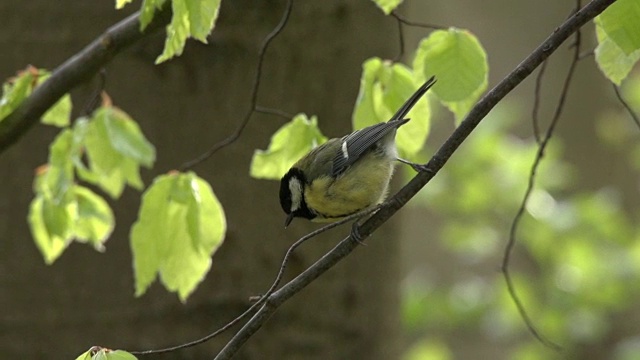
279,168,315,227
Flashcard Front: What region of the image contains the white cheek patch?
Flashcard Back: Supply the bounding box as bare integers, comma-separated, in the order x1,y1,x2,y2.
289,178,303,211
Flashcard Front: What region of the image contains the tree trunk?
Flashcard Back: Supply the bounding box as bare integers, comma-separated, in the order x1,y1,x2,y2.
0,1,401,359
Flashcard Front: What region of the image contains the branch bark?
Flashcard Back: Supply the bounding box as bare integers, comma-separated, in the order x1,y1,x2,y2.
0,6,171,155
213,0,616,358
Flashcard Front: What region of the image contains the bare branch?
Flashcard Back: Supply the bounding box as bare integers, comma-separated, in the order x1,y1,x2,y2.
502,0,585,351
0,7,171,155
612,84,640,131
532,60,548,144
214,0,616,358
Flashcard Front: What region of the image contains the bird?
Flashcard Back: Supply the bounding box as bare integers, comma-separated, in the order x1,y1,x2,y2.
279,76,436,228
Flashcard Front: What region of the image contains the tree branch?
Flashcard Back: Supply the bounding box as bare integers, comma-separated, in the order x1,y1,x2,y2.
213,0,616,358
503,1,584,350
0,6,171,155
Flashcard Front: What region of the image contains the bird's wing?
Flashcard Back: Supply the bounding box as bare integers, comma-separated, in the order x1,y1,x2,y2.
331,119,408,176
331,75,437,177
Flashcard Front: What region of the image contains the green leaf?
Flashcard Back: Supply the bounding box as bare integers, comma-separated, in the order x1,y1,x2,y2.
28,195,75,264
75,348,138,360
81,107,154,198
73,186,115,251
352,57,385,129
185,173,226,255
29,128,116,264
413,28,488,103
598,0,640,55
371,0,404,15
131,172,226,301
35,129,76,201
140,0,167,30
186,0,221,42
104,350,138,360
594,18,640,85
41,93,72,127
156,0,190,63
99,107,155,167
352,58,432,158
250,114,328,179
442,78,487,124
115,0,134,9
155,0,221,63
75,349,93,360
83,116,126,196
0,68,35,122
0,67,72,126
37,72,72,127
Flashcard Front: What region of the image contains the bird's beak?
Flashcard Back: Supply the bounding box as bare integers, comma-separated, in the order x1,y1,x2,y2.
284,213,295,228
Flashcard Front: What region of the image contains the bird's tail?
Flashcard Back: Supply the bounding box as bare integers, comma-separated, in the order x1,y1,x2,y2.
390,76,437,121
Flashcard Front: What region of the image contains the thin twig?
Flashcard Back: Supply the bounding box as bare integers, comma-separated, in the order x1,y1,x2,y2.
0,6,172,155
390,11,446,30
178,0,294,171
393,16,405,62
502,0,584,351
255,105,294,120
612,84,640,131
532,60,548,144
81,69,107,117
578,49,595,60
389,10,445,63
131,207,379,356
214,1,615,358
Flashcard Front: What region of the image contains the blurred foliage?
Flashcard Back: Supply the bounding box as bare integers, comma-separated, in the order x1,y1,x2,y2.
401,85,640,358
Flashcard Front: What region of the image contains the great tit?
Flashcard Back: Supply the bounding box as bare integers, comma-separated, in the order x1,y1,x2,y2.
280,76,436,227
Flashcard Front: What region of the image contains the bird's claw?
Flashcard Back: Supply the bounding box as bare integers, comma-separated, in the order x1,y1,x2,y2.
410,163,433,173
350,222,367,246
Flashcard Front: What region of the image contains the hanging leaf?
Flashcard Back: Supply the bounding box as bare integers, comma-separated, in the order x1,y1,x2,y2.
371,0,405,15
413,28,488,120
594,17,640,85
155,0,222,63
73,186,115,250
131,172,226,301
598,0,640,55
0,67,72,126
0,67,36,122
81,107,155,198
353,57,432,158
37,72,72,127
139,0,167,30
250,114,328,179
75,347,138,360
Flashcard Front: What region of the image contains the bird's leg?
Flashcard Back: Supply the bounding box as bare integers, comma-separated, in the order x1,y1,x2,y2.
397,158,432,173
350,221,368,246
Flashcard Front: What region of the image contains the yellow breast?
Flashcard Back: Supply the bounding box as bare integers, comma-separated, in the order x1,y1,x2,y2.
304,153,395,221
